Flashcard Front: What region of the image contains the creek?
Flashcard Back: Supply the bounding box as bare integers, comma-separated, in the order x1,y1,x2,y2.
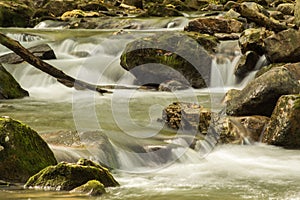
0,17,299,200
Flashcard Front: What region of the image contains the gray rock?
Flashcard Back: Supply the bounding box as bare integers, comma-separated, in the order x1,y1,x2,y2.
120,32,212,88
0,64,29,99
0,44,56,64
234,51,260,79
262,94,300,149
226,66,300,116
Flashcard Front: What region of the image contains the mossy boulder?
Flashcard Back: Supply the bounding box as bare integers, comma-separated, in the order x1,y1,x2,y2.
24,158,119,191
0,64,28,99
225,66,300,116
262,95,300,149
120,32,212,88
0,2,33,27
70,180,106,196
0,117,57,183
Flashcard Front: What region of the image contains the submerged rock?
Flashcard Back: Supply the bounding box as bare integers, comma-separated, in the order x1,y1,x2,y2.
120,32,212,88
25,158,119,191
262,95,300,149
0,64,29,99
70,180,106,196
0,44,56,64
225,66,300,116
264,28,300,63
0,117,57,183
212,115,269,144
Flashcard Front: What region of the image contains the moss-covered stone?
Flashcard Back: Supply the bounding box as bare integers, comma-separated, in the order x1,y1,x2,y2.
0,64,28,99
120,32,212,88
24,158,119,191
0,117,57,183
70,180,106,196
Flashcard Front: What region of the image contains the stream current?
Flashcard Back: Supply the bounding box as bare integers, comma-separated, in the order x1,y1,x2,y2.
0,17,299,200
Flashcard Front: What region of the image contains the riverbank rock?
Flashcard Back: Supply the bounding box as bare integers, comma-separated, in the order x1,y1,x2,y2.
264,28,300,63
0,2,33,27
276,3,294,16
184,17,244,35
262,95,300,149
212,115,270,144
233,2,288,32
70,180,106,196
0,64,29,99
139,3,183,17
120,32,212,88
0,44,56,64
225,66,300,116
25,158,119,191
238,28,274,55
0,117,57,183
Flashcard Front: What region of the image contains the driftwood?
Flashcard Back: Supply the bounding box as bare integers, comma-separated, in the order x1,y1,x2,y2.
0,32,111,94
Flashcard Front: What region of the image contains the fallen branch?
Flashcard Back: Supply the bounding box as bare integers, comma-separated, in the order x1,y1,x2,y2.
0,32,110,94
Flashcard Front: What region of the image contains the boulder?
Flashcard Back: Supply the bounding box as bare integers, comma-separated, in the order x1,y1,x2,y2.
264,28,300,63
70,180,106,196
24,158,119,190
0,2,33,27
212,115,270,144
233,2,288,32
184,17,244,35
0,117,57,183
276,3,294,15
183,31,219,54
120,32,212,88
61,10,101,21
234,51,260,79
225,66,300,116
262,95,300,149
238,28,274,55
0,64,29,99
0,44,56,64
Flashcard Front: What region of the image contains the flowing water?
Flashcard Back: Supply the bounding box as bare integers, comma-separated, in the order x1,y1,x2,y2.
0,18,299,200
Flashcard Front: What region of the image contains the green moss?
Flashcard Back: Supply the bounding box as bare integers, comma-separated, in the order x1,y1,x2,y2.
25,159,119,191
0,117,57,182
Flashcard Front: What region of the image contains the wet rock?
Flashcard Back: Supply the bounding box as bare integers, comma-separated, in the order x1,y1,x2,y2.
234,51,260,79
264,28,300,63
233,2,288,32
0,64,29,99
238,28,274,55
0,117,57,183
70,180,106,196
24,158,119,191
269,10,285,20
162,102,211,134
162,0,192,11
78,2,109,12
277,3,294,16
0,44,56,64
254,62,284,78
225,66,300,116
42,0,78,17
120,32,212,88
122,0,143,9
184,17,244,35
0,2,33,27
158,80,189,91
184,0,210,10
212,115,269,144
262,95,300,149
